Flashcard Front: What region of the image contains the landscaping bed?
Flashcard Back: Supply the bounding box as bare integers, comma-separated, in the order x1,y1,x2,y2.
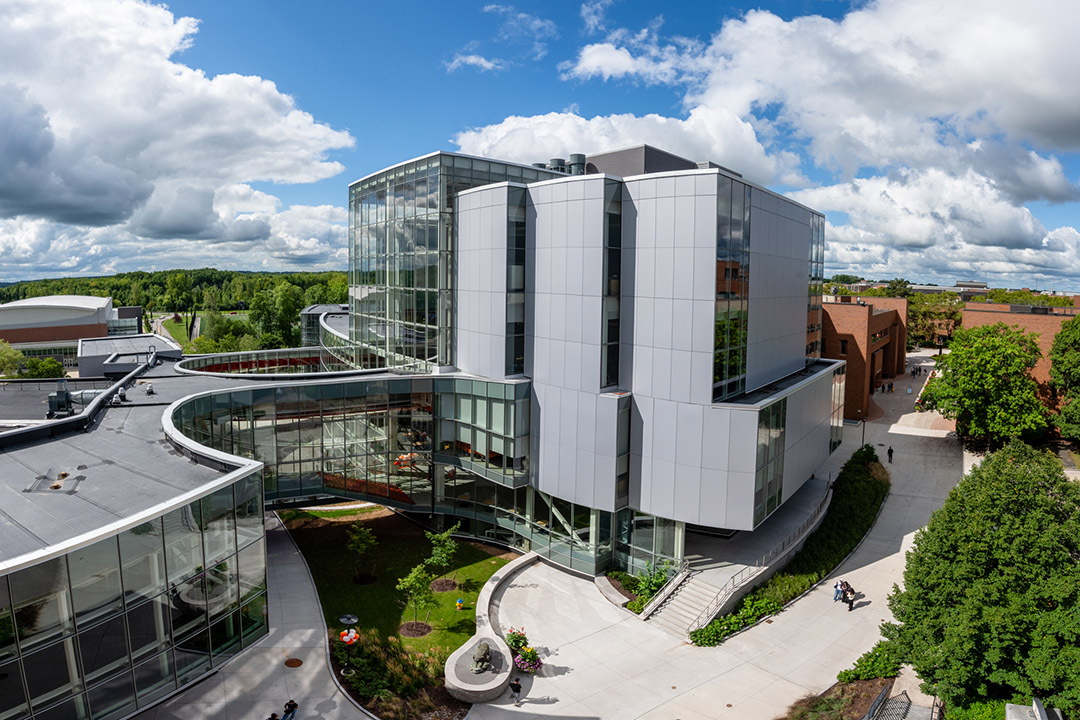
775,678,894,720
281,506,514,720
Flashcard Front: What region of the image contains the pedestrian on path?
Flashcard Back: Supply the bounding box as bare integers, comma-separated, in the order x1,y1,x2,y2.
266,714,280,720
844,586,856,611
282,700,299,720
887,446,894,463
509,677,523,706
833,578,844,602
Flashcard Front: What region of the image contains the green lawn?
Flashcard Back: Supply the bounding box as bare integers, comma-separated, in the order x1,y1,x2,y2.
162,315,194,344
280,508,511,659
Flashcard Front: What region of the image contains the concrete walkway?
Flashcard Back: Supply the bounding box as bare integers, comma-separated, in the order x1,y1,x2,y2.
474,347,963,720
141,514,366,720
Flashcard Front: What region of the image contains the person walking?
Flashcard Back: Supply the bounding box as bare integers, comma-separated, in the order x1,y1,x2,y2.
887,446,894,463
266,714,280,720
833,578,844,602
844,586,856,611
282,700,299,720
509,677,523,707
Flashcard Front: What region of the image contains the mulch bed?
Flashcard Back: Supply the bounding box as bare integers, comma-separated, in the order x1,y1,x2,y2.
605,575,639,603
776,678,894,720
399,621,433,637
430,578,458,592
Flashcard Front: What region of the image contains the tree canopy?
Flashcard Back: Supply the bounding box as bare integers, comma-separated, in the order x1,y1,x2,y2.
1049,316,1080,441
0,340,23,377
885,441,1080,713
907,292,962,349
921,323,1047,445
828,273,863,285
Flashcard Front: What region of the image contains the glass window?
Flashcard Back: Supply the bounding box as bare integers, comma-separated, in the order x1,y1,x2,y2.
86,670,136,720
210,611,242,666
0,657,28,720
237,539,267,603
69,537,123,626
172,630,210,686
234,474,264,549
23,637,83,711
201,487,237,567
207,561,239,622
10,556,75,650
32,696,89,720
0,576,15,662
240,595,268,646
126,593,170,662
132,651,175,705
78,614,129,684
169,575,209,640
163,505,204,587
119,520,166,606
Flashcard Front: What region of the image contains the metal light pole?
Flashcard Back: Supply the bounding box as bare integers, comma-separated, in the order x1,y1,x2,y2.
339,613,359,676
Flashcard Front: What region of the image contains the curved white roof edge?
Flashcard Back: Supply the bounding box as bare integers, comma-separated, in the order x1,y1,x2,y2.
0,294,112,311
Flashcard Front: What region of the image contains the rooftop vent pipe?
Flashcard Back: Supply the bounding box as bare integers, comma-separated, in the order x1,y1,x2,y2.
548,157,566,172
569,153,586,175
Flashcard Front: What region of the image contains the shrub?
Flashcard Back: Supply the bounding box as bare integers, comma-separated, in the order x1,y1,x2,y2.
945,701,1009,720
332,628,443,701
836,640,904,682
691,445,889,646
606,569,639,595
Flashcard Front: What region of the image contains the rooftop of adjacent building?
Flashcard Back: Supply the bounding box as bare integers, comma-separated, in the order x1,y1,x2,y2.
78,332,182,357
0,294,112,311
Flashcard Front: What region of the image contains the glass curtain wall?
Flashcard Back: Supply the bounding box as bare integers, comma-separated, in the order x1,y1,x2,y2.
348,154,560,371
713,175,752,401
601,180,623,389
506,186,527,375
0,473,266,720
806,214,825,360
754,399,787,527
830,365,845,451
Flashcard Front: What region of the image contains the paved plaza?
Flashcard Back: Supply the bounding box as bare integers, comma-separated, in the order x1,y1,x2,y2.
146,348,963,720
472,348,964,720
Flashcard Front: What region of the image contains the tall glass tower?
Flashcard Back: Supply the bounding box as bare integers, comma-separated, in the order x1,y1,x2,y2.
348,153,562,370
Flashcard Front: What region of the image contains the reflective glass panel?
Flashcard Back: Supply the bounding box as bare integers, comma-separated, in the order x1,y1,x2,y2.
118,520,166,606
77,614,129,684
173,630,211,686
209,611,242,666
133,651,175,705
10,556,75,650
237,539,267,603
86,670,136,720
202,487,237,566
126,593,170,662
23,637,82,711
69,537,123,626
0,576,15,661
163,505,204,587
0,657,28,720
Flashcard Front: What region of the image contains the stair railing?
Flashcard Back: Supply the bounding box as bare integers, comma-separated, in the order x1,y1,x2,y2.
686,486,832,634
639,558,690,619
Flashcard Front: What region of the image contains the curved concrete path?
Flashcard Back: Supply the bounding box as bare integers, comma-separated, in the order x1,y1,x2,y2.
473,348,964,720
140,514,367,720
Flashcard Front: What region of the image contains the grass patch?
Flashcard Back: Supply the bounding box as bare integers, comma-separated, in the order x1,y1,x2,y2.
279,506,380,522
691,444,890,646
280,507,511,659
162,315,194,346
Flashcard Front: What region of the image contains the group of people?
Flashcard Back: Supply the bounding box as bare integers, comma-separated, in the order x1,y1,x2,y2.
910,364,924,378
266,699,299,720
833,578,858,611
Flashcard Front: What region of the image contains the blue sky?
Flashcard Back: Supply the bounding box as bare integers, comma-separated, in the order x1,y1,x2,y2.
2,0,1079,289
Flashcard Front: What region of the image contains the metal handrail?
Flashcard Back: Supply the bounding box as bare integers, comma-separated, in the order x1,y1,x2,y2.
640,558,690,619
686,486,832,633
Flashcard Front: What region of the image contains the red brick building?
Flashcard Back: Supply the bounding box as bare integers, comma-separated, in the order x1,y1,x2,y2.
822,296,908,420
961,302,1080,388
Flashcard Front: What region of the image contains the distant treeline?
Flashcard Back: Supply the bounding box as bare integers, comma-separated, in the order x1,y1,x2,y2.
0,269,348,313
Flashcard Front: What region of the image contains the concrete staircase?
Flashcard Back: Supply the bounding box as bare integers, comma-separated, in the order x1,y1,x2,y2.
645,574,723,639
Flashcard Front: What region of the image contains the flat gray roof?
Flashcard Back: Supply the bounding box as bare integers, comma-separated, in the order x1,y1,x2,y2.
80,333,181,357
0,361,269,572
0,379,114,422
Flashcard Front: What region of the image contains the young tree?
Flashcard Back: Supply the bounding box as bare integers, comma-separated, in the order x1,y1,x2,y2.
0,340,24,377
396,564,436,624
424,522,461,577
885,277,912,298
1050,316,1080,440
921,323,1047,445
346,521,378,578
885,441,1080,714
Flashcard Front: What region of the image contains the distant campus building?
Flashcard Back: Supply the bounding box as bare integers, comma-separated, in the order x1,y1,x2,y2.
0,295,143,367
822,296,908,420
0,146,845,718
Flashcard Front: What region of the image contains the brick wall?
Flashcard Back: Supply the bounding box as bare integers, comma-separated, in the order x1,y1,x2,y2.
823,298,907,419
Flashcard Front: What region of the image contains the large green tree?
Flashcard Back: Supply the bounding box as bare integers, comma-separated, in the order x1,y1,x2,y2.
885,441,1080,713
0,340,24,377
1050,316,1080,440
921,323,1047,444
